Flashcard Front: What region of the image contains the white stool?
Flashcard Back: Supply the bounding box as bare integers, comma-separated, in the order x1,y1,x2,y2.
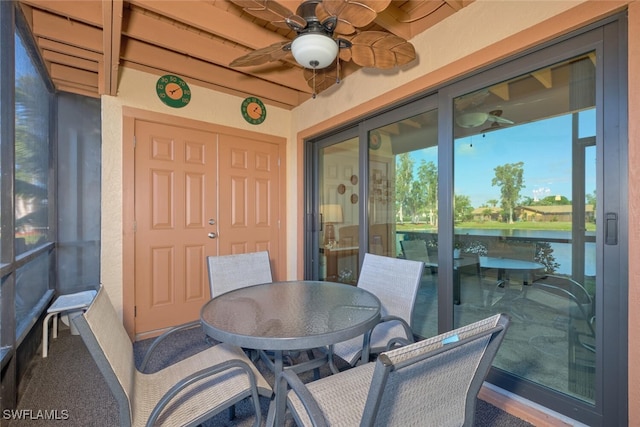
42,290,97,358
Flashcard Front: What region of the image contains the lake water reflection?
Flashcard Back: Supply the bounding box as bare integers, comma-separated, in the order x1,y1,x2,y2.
457,228,596,276
400,228,597,276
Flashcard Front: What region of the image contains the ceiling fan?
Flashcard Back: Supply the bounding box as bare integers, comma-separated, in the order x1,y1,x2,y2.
228,0,416,97
456,110,515,129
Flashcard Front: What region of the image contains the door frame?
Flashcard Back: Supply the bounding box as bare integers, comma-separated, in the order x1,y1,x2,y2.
122,107,287,339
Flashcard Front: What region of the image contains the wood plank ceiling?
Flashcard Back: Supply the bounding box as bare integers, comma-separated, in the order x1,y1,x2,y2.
18,0,473,109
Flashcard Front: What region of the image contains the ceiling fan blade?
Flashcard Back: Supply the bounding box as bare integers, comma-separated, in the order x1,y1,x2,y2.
315,6,355,35
488,115,515,125
487,110,515,125
229,0,302,29
303,66,339,94
349,31,416,69
229,41,292,67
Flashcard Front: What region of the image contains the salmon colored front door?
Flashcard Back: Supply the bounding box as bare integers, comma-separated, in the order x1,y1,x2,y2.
133,119,280,335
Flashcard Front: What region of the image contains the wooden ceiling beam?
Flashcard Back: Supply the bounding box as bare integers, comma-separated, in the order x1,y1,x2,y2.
531,68,553,89
128,0,285,48
121,38,304,107
50,63,98,88
38,38,103,62
102,0,123,96
55,83,101,98
31,9,102,53
55,79,99,92
42,49,99,72
123,8,310,93
20,0,102,26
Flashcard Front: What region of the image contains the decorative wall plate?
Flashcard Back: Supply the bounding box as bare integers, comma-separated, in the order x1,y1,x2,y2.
351,194,359,204
350,175,358,185
337,184,346,194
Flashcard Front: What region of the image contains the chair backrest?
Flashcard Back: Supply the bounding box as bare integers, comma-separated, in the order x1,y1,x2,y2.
72,287,134,426
361,313,510,427
528,274,594,333
206,251,273,297
357,253,424,325
400,239,431,265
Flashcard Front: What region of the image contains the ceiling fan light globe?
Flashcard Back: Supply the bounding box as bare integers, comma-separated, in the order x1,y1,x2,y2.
456,112,489,128
291,33,338,69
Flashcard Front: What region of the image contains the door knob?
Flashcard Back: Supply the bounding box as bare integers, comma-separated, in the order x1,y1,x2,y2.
208,232,217,239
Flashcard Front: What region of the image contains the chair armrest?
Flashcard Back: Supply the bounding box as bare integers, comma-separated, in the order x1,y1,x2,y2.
366,315,415,355
377,315,415,342
275,369,329,427
140,320,202,372
146,358,261,427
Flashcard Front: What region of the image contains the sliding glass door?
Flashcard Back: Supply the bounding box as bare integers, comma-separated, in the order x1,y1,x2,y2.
451,54,597,403
314,132,360,284
365,106,439,338
306,16,626,425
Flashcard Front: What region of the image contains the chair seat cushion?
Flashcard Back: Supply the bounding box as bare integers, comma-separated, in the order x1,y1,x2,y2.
287,363,375,427
133,342,271,426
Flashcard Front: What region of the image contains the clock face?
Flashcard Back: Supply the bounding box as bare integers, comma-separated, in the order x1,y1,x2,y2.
369,130,382,150
156,75,191,108
241,97,267,125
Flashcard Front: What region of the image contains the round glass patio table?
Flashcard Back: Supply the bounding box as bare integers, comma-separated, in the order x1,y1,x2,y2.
200,280,381,373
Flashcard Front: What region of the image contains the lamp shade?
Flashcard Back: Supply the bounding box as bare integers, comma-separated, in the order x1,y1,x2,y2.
291,33,338,69
320,204,343,223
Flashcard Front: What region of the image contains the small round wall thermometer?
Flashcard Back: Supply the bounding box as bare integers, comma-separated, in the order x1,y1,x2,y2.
156,74,191,108
241,97,267,125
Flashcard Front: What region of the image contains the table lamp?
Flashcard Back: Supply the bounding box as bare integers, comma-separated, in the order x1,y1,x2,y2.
321,204,343,246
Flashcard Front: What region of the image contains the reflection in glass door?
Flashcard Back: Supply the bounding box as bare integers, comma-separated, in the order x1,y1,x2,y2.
367,109,439,338
317,137,360,285
452,54,596,403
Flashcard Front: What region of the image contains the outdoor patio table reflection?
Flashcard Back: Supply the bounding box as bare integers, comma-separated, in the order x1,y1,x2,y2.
200,280,381,426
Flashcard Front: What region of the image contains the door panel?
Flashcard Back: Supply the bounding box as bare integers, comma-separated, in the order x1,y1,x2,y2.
134,121,281,334
135,121,215,333
217,134,280,268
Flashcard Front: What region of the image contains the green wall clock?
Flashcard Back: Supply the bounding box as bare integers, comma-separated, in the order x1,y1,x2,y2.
241,97,267,125
369,130,382,150
156,74,191,108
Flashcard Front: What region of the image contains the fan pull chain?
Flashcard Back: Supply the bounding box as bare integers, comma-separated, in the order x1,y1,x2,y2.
312,68,317,99
336,54,341,85
310,60,318,99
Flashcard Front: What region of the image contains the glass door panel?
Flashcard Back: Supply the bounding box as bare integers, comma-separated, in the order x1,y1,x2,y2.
318,137,359,284
452,53,596,403
368,109,439,338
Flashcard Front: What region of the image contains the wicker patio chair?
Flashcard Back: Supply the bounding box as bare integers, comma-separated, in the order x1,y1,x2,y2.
72,286,272,427
275,313,510,427
331,253,424,367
